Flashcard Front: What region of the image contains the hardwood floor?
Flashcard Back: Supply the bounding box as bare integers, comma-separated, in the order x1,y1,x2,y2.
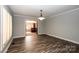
7,33,79,53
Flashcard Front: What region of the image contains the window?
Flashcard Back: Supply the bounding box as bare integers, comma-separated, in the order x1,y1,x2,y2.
1,6,12,50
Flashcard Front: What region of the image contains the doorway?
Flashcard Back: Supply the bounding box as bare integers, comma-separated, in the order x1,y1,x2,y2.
25,21,38,36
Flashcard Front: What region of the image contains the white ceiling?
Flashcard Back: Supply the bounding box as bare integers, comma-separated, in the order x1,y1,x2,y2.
8,5,79,17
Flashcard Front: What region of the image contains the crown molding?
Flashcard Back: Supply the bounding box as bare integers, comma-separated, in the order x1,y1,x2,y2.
49,7,79,18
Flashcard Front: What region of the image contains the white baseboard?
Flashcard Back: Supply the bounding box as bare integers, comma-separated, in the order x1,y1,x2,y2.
46,34,79,44
38,33,45,35
2,37,13,53
13,35,24,39
13,34,79,44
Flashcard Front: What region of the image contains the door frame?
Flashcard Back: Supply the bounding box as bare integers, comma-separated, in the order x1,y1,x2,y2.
24,20,38,36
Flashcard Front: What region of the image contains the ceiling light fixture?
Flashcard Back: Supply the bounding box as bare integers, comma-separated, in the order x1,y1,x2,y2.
38,10,45,20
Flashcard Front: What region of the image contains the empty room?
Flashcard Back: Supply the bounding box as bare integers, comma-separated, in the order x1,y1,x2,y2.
0,5,79,53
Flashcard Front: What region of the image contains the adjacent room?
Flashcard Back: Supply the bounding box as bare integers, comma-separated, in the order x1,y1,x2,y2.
0,5,79,53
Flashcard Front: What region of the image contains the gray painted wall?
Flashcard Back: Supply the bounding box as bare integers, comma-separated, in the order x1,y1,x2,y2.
44,8,79,44
8,6,79,45
13,15,44,38
38,20,45,34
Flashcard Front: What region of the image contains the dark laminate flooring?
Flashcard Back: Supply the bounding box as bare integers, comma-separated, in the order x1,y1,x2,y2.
7,33,79,53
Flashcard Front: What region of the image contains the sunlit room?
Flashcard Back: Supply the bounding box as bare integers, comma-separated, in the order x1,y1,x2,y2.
0,5,79,53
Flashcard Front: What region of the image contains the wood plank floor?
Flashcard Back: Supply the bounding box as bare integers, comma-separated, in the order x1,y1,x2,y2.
7,33,79,53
